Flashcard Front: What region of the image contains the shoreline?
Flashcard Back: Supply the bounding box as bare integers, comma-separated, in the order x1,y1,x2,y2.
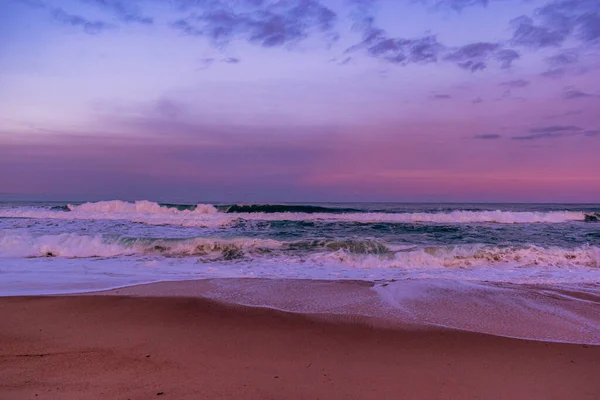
90,278,600,345
8,277,600,345
1,292,599,399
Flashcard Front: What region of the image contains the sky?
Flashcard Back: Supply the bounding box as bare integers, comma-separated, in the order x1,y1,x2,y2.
0,0,599,203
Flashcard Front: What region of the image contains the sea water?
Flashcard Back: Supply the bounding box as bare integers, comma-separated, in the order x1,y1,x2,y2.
1,200,599,295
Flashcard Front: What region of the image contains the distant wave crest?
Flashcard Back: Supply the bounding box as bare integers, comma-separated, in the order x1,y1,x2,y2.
0,200,596,226
220,204,362,213
68,200,218,214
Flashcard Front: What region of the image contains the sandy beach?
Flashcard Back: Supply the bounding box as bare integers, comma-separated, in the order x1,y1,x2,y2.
1,285,599,400
5,0,600,395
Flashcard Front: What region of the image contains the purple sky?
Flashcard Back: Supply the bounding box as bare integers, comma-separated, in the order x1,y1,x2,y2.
1,0,599,202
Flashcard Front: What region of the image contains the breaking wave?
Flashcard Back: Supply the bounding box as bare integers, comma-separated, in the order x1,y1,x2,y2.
0,200,595,226
0,232,281,259
68,200,218,214
1,232,598,270
220,204,362,213
315,244,600,270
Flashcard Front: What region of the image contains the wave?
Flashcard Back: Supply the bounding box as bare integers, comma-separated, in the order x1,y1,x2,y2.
0,232,133,258
220,204,362,213
585,212,600,222
0,232,282,259
0,200,595,226
314,244,600,270
0,232,392,258
68,200,218,214
287,239,391,254
69,201,363,214
1,232,598,270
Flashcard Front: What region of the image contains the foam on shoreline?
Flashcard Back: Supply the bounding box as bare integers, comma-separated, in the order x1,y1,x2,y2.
79,278,600,345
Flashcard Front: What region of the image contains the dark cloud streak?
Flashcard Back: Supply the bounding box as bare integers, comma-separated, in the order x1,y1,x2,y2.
562,87,598,99
50,8,114,34
171,0,338,48
547,50,580,66
510,124,599,140
511,0,600,50
15,0,114,34
444,42,520,72
418,0,491,12
500,79,529,89
346,21,443,65
510,15,568,48
541,68,566,78
80,0,153,25
529,125,582,133
473,134,501,139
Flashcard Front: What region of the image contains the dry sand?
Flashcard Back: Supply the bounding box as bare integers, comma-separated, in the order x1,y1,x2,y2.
1,293,599,400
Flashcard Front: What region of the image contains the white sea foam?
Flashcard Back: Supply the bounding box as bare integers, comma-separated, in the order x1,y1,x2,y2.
0,200,588,226
1,232,598,274
68,200,218,214
0,232,133,258
313,244,600,269
371,279,600,344
0,232,281,258
1,202,229,228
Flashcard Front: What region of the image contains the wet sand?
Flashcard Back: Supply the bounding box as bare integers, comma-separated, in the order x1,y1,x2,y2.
89,278,600,344
1,293,600,400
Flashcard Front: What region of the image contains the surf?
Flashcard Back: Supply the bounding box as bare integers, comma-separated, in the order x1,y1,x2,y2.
0,200,595,226
2,231,598,271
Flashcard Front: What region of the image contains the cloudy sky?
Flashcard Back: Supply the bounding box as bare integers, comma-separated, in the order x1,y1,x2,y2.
1,0,599,202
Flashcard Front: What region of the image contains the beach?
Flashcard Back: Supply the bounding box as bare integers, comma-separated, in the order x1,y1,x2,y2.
1,279,600,400
1,201,599,398
5,0,600,395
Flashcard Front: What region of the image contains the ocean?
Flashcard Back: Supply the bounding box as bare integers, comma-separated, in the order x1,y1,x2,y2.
0,200,599,295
